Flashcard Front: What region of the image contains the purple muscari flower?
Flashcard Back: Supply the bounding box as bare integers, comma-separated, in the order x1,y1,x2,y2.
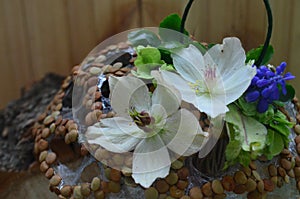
244,62,295,113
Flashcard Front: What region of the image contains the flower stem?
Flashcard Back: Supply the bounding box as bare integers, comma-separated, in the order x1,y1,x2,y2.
255,0,273,66
180,0,194,34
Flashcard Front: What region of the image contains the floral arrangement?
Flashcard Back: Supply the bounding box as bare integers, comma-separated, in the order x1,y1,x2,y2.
85,0,296,189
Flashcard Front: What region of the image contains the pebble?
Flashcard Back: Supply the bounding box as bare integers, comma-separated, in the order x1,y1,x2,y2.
270,176,278,185
247,190,262,199
67,130,78,143
73,186,83,199
112,62,123,69
42,128,50,138
201,182,212,196
39,151,48,162
145,187,158,199
38,139,48,151
95,55,106,63
268,165,277,177
212,180,223,195
257,180,264,193
176,180,188,190
297,181,300,190
281,148,290,155
287,168,295,178
242,166,252,177
40,161,49,172
166,172,179,185
234,171,247,184
114,71,124,76
233,184,246,194
45,152,57,164
50,123,56,133
61,185,72,197
43,115,55,126
95,147,110,160
112,154,124,166
245,178,257,192
280,158,292,170
171,160,184,170
57,125,66,136
110,169,121,182
263,179,274,192
91,177,101,191
68,123,78,131
252,170,261,181
189,187,203,199
294,124,300,135
278,167,287,177
297,143,300,154
45,168,54,179
80,183,91,196
170,186,184,198
87,76,99,87
249,161,257,170
180,196,190,199
277,176,283,187
177,167,189,180
94,190,105,199
214,193,226,199
221,175,235,192
50,175,62,186
90,67,102,75
294,166,300,177
52,111,60,118
155,180,169,193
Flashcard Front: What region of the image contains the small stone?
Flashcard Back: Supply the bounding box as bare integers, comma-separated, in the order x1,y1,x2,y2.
40,161,49,172
278,167,286,177
91,177,101,191
45,168,54,179
52,111,60,118
249,161,257,170
87,76,99,87
297,143,300,154
90,67,102,75
247,190,262,199
101,181,109,193
112,62,123,69
170,186,184,198
189,187,203,199
233,184,246,194
57,125,66,136
38,139,48,151
270,176,278,185
284,175,289,183
61,185,72,197
145,187,158,199
166,172,179,185
177,180,188,190
68,130,78,143
104,168,111,180
110,169,121,182
263,179,274,192
242,166,252,177
281,148,291,155
55,103,63,111
180,196,190,199
280,158,292,170
234,171,247,185
68,123,78,131
43,115,55,126
42,128,50,138
81,183,91,196
221,175,235,192
50,175,62,186
214,193,226,199
296,156,300,167
155,180,169,193
294,124,300,135
112,154,124,166
287,168,295,178
177,167,189,180
212,180,223,195
201,182,212,196
297,181,300,190
108,181,121,193
50,123,56,133
73,186,83,199
277,176,284,187
252,170,261,181
94,190,105,199
94,147,110,160
46,152,57,165
257,180,264,193
245,178,257,192
95,55,106,63
268,165,277,177
294,166,300,177
171,160,184,170
39,151,48,162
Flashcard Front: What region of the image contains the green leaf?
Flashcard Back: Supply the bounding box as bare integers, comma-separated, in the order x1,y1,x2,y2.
267,129,284,156
128,29,161,47
246,45,274,65
238,150,251,167
159,13,189,35
160,63,175,71
225,139,241,161
236,97,257,117
279,84,295,102
269,122,291,137
225,104,267,152
255,106,274,124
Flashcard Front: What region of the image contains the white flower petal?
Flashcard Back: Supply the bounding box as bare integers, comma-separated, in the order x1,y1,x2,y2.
132,136,171,188
206,37,246,79
86,117,145,153
109,76,151,117
221,64,256,104
195,94,228,118
160,70,197,105
150,104,167,131
151,72,181,116
171,44,204,83
161,109,205,156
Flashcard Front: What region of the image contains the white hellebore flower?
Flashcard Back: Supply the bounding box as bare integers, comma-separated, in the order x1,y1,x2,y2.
86,71,207,188
161,37,256,118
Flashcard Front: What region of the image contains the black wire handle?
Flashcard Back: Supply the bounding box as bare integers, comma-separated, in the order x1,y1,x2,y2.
180,0,273,66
